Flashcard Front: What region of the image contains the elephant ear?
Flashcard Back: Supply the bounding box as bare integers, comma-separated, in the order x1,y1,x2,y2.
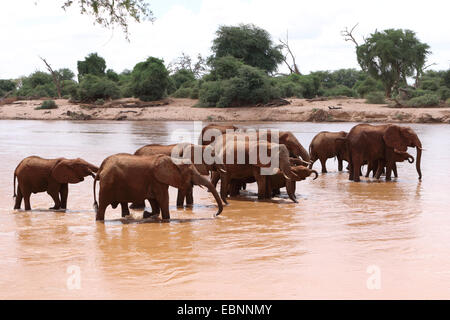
51,160,82,184
383,125,407,151
153,156,183,188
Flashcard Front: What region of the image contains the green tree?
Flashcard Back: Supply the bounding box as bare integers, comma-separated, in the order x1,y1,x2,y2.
170,69,196,90
356,29,430,97
130,57,169,101
211,24,283,74
77,53,107,81
0,79,16,96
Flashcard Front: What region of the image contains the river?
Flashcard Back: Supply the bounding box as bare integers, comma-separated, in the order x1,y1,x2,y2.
0,120,449,299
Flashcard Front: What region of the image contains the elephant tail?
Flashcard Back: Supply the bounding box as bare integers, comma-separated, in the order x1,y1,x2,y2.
93,174,99,213
13,172,17,198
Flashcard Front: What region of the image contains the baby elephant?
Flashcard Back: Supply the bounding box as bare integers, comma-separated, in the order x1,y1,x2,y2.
13,156,98,210
309,131,349,173
267,165,318,202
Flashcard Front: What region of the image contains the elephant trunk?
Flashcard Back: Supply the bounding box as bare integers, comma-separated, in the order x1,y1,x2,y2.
295,143,311,162
310,170,318,180
193,174,223,216
416,145,422,180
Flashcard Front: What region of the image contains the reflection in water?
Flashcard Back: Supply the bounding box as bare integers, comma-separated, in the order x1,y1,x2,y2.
0,120,450,299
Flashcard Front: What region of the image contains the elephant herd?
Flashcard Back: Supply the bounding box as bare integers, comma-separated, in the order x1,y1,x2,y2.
12,123,423,221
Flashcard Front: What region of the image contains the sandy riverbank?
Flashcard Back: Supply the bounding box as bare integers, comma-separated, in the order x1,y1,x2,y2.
1,97,450,123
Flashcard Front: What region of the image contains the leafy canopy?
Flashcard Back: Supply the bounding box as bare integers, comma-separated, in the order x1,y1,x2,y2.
62,0,154,40
130,57,169,101
356,29,430,97
77,53,107,81
211,24,283,74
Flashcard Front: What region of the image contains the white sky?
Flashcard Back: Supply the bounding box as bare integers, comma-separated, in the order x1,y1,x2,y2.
0,0,449,79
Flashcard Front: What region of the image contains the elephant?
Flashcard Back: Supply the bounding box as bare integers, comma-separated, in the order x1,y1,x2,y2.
309,131,349,173
366,149,414,179
133,143,211,208
344,124,422,182
13,156,98,210
93,153,223,221
210,130,311,192
199,123,239,145
206,136,300,203
267,165,318,200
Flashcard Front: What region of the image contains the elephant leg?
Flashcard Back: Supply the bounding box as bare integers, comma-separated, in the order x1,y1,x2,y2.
365,162,371,178
352,156,362,182
219,173,229,203
319,158,327,173
272,188,281,196
337,156,343,172
96,201,108,221
176,190,185,208
185,187,193,206
286,180,298,203
393,163,398,178
129,201,146,209
385,162,393,181
144,199,160,218
264,178,272,199
211,171,220,189
254,172,267,200
14,187,23,209
59,183,68,209
48,189,61,210
121,202,130,217
157,188,170,220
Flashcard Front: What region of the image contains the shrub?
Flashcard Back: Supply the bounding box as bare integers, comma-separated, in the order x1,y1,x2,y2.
209,55,245,80
437,86,450,100
171,87,193,98
76,74,120,102
170,69,196,90
353,77,384,97
95,98,105,105
420,79,440,91
446,98,450,106
131,57,169,101
35,100,57,110
365,91,386,104
323,85,355,97
0,79,16,96
198,64,279,108
404,93,440,107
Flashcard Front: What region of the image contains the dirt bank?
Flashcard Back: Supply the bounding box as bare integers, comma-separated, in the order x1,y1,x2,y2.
1,97,450,123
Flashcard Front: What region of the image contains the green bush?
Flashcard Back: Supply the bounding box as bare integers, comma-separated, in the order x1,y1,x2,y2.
75,74,120,102
404,93,440,107
365,91,386,104
198,64,279,108
35,100,57,110
353,77,384,97
0,79,16,96
323,85,355,97
170,69,196,90
420,79,440,91
446,98,450,106
171,87,193,98
131,57,169,101
437,86,450,100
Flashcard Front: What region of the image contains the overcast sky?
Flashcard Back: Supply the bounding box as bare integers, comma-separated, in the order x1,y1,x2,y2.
1,0,449,79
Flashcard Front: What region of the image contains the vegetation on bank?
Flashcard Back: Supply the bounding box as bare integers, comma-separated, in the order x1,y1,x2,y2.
1,24,449,108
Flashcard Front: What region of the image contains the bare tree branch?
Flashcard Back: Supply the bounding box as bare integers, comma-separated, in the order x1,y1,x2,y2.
341,23,360,47
279,30,301,75
39,56,62,98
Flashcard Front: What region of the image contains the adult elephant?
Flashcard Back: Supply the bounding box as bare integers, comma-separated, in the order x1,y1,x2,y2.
133,143,211,208
210,130,311,190
309,131,349,173
345,124,422,182
207,137,300,203
13,156,98,210
199,123,239,145
93,153,223,221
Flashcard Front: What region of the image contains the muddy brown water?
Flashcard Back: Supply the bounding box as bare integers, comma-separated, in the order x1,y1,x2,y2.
1,120,449,299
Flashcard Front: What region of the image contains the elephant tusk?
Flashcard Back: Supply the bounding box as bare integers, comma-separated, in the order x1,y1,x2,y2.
218,168,226,173
283,173,290,180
